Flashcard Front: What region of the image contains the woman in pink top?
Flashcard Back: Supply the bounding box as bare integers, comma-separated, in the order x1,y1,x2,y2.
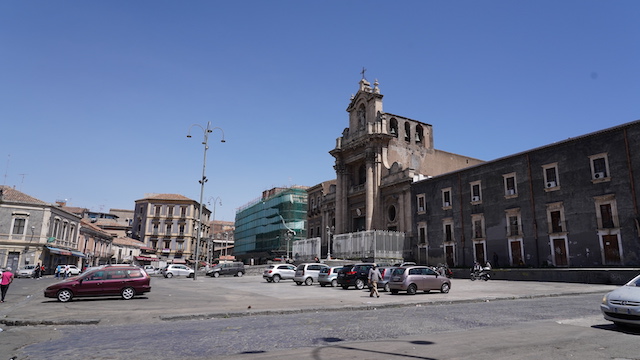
1,267,14,303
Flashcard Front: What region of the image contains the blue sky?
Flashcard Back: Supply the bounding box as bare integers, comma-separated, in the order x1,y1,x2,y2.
1,1,639,222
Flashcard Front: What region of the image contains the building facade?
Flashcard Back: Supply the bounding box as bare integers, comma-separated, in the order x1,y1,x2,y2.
411,120,640,268
131,193,211,266
321,77,482,260
0,186,84,273
234,186,308,264
306,180,336,258
209,220,235,263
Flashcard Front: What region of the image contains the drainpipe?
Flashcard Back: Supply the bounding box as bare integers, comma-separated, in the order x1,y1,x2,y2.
526,154,540,266
623,128,639,236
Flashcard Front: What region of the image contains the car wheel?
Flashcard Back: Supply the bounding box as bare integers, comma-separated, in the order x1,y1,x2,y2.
331,279,338,287
237,271,244,277
383,283,391,292
407,284,417,295
295,281,302,285
187,273,194,278
341,285,349,290
304,277,313,286
272,275,281,283
470,275,476,281
121,287,135,300
391,289,399,294
266,278,273,283
57,289,73,302
213,272,220,278
355,279,365,290
320,283,326,287
166,272,173,278
441,283,451,293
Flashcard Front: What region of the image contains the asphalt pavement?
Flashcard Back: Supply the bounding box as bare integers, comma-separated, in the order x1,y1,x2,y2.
0,272,623,360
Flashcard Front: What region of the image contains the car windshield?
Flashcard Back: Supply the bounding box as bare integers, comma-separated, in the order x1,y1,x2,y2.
625,275,640,287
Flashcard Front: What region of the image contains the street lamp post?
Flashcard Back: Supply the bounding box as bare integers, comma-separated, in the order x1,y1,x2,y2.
187,121,225,280
208,196,222,266
326,225,334,260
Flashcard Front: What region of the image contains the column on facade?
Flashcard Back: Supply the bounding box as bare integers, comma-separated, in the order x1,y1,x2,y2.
365,149,376,230
334,160,346,234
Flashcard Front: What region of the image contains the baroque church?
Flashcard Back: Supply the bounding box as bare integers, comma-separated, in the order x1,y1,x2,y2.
308,76,483,259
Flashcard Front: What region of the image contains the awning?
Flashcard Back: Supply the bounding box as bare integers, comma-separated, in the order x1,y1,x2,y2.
71,251,86,258
135,256,158,262
46,246,72,256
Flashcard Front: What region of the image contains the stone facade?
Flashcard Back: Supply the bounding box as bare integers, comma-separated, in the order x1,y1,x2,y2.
327,78,483,247
411,120,640,268
131,193,211,265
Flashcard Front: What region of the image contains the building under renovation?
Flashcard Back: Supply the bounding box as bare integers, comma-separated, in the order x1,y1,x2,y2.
234,186,307,264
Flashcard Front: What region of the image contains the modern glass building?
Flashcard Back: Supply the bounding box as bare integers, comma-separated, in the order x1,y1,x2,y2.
234,186,307,264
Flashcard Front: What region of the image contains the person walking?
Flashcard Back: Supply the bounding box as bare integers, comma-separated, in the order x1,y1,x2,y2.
55,264,61,278
63,264,70,279
34,262,42,279
368,265,382,298
1,267,14,303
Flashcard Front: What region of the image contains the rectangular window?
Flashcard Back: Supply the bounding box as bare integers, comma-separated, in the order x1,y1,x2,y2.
417,194,426,213
166,224,172,234
472,214,485,239
509,216,519,236
167,206,174,217
155,206,162,216
590,153,610,181
543,163,559,189
470,181,482,203
550,211,563,233
180,206,187,217
442,188,452,208
419,226,426,243
12,218,26,235
163,240,171,249
600,204,614,228
503,173,517,196
444,222,454,242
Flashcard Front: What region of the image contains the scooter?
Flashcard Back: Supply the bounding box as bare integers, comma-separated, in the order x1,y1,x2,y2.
470,267,490,281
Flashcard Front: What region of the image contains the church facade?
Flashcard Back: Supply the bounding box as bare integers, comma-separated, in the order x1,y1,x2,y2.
316,77,483,259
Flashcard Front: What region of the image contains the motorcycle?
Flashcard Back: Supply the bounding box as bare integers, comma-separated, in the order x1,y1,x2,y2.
470,267,490,281
434,264,453,278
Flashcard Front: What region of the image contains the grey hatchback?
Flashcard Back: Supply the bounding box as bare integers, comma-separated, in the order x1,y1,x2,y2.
389,266,451,295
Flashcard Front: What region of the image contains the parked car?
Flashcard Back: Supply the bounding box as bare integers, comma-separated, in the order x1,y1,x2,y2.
59,265,80,276
318,266,342,287
161,264,194,278
294,263,329,286
389,266,451,295
601,273,640,328
206,262,245,277
377,266,397,292
337,263,376,290
263,264,297,283
16,265,37,278
44,265,151,302
143,265,157,275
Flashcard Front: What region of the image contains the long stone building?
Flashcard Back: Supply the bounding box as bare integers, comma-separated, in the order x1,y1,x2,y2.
411,119,640,268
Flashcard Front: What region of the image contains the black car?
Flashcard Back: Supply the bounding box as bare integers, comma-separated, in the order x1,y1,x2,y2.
206,262,245,277
337,263,376,290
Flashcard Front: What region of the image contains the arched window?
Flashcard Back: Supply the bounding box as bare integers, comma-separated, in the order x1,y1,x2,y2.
389,118,398,137
357,104,366,128
404,122,411,142
415,125,424,143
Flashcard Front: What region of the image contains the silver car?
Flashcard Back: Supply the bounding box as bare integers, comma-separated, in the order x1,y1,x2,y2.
318,266,342,287
389,266,451,295
263,264,297,283
601,273,640,327
162,264,194,278
294,263,329,286
16,265,37,278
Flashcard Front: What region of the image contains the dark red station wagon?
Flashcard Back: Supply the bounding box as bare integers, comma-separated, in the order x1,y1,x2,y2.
44,265,151,302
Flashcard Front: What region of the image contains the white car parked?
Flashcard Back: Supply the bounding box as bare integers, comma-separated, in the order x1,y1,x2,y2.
161,264,194,278
601,273,640,328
